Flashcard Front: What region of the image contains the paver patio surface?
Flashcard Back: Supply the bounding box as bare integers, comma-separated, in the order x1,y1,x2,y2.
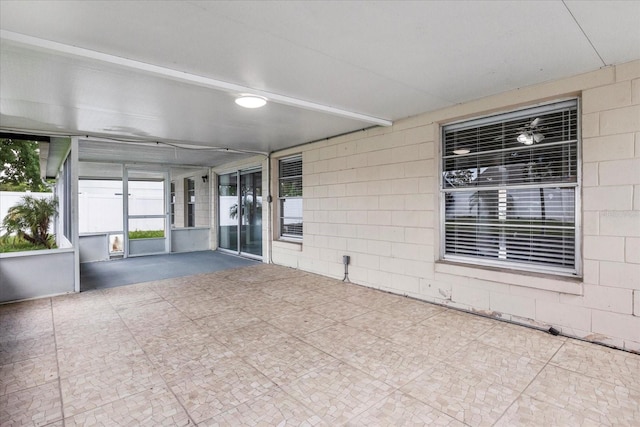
1,264,639,426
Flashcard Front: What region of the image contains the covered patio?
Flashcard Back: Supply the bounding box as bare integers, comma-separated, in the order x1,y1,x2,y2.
2,264,638,425
2,2,640,425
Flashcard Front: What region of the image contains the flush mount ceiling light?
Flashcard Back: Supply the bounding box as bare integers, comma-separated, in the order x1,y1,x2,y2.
453,148,471,155
235,95,267,109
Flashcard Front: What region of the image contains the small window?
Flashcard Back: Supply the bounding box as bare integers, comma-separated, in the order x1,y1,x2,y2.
170,181,175,226
441,99,579,275
278,155,303,239
185,178,195,227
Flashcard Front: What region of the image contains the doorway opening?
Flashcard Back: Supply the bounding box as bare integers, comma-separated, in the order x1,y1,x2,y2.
123,168,170,257
78,167,169,261
218,168,262,259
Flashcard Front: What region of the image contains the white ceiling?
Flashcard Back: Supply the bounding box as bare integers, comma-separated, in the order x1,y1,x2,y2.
1,0,639,167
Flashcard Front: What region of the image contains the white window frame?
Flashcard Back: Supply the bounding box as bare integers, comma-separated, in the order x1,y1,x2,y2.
439,99,581,277
278,154,303,241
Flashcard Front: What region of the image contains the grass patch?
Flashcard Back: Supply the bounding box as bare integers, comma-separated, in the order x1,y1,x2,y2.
129,230,164,239
0,235,56,253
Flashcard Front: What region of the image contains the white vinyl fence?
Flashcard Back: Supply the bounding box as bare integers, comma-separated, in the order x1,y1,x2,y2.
2,180,164,236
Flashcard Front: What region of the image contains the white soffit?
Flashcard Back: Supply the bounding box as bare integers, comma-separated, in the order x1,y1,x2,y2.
204,1,609,106
564,0,640,64
1,39,372,153
78,140,256,168
1,0,639,163
0,30,391,128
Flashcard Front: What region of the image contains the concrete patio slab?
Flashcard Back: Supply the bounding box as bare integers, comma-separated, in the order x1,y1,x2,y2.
1,264,639,426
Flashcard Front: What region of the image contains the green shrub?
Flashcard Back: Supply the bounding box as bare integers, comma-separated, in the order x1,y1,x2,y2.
128,230,164,239
0,234,55,253
1,195,58,249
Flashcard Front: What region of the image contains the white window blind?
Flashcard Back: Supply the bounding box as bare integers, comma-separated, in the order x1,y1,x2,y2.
441,100,579,275
279,155,303,239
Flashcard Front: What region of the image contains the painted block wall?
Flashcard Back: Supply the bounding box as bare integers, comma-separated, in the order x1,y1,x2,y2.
0,249,75,303
269,60,640,352
171,169,211,229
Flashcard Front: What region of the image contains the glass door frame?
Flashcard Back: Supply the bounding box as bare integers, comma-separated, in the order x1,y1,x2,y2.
239,168,262,258
123,166,171,258
217,167,263,260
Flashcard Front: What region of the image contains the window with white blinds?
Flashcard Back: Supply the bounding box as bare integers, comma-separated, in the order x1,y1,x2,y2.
170,181,175,226
441,99,580,275
279,155,303,239
186,178,195,227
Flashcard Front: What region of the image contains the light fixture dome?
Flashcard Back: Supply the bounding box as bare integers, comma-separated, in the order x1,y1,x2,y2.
532,132,545,143
235,95,267,109
517,133,534,145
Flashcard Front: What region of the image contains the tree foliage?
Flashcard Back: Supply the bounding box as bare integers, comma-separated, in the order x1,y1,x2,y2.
1,195,58,249
0,138,50,192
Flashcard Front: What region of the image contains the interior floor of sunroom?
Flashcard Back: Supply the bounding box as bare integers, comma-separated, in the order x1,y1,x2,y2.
80,250,258,291
1,263,638,426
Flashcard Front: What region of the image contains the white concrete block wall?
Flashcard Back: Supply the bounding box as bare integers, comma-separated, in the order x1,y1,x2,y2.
172,180,185,228
195,177,211,228
170,169,210,228
578,60,640,350
265,60,640,351
295,124,436,284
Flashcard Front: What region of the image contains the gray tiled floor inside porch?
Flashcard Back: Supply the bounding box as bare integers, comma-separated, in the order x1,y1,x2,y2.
1,264,639,426
80,251,258,291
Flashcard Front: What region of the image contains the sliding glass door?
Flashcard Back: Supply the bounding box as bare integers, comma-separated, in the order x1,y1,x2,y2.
218,172,238,252
240,170,262,256
218,169,262,258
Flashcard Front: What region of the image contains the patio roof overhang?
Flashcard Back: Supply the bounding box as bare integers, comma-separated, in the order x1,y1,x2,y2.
38,137,70,179
2,1,638,169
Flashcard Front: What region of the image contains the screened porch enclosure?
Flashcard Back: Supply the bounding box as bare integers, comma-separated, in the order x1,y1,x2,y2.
78,166,170,260
77,163,214,262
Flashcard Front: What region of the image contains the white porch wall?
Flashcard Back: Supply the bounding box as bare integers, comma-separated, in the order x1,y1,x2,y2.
171,169,210,229
263,60,640,352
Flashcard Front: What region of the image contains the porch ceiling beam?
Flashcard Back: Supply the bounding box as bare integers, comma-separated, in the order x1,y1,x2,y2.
1,30,393,127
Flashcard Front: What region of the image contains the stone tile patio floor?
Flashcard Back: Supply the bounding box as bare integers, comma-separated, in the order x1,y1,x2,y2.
1,264,639,426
